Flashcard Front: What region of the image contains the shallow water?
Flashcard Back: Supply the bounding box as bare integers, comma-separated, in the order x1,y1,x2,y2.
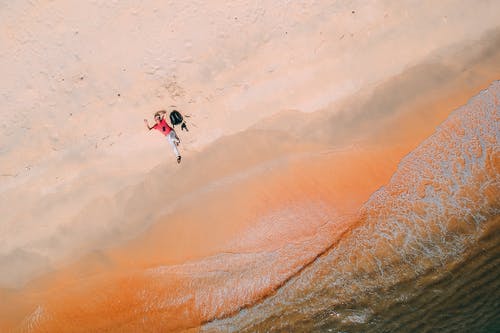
202,82,500,332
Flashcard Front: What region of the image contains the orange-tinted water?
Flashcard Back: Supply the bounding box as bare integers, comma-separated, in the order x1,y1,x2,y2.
209,81,499,333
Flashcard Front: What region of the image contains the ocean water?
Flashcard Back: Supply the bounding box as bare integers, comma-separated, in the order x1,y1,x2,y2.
201,82,500,332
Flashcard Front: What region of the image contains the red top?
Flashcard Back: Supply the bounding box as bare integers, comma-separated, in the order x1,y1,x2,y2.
153,119,172,136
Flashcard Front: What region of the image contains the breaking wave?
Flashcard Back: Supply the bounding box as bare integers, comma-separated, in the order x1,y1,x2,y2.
203,81,500,332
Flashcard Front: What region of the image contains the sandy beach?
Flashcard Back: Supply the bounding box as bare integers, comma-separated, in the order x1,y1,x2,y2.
1,1,500,331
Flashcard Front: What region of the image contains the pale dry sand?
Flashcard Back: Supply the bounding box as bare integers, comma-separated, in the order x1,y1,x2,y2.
0,0,499,306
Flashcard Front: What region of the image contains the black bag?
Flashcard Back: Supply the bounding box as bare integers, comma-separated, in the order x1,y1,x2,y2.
169,110,183,126
169,110,189,131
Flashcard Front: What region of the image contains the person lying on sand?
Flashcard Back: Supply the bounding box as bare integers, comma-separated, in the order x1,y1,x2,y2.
144,110,182,163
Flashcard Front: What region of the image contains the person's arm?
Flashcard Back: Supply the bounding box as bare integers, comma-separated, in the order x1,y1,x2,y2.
144,119,155,130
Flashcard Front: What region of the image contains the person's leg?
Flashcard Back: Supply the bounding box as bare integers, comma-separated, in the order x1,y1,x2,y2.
173,131,180,145
167,131,181,162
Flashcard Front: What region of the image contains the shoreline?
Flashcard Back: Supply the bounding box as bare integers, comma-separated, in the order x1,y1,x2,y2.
3,80,499,332
1,1,500,330
2,27,500,290
2,38,500,329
